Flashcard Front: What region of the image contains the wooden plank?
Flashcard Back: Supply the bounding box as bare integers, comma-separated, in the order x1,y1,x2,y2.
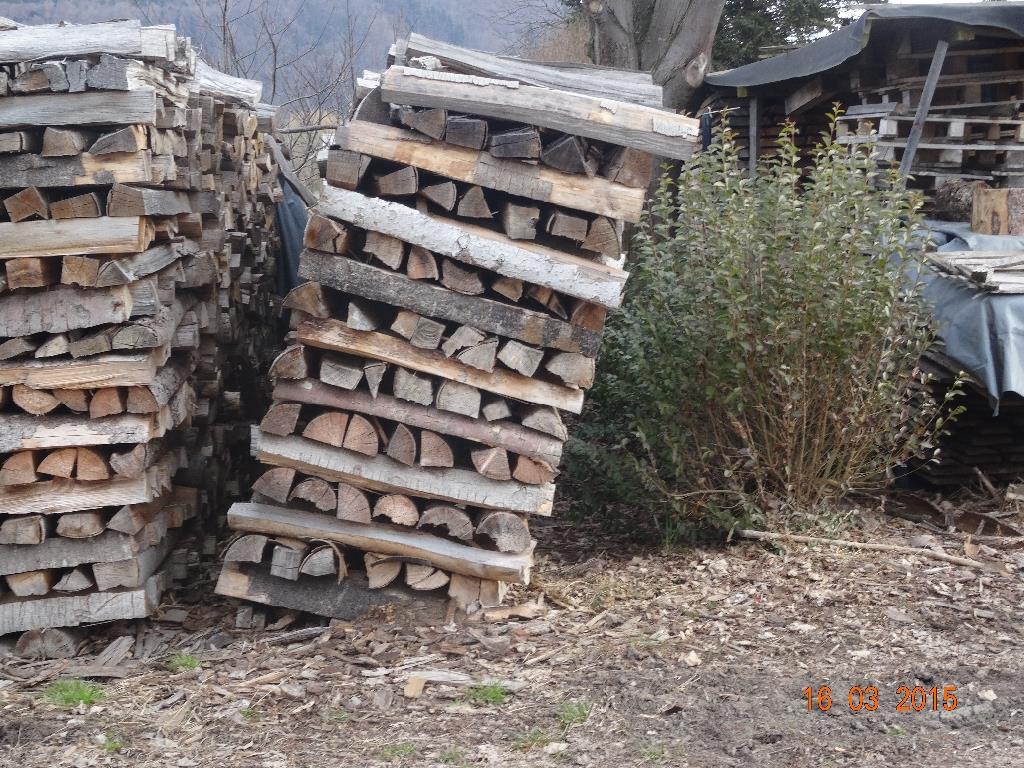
380,66,698,160
0,573,164,635
0,20,149,62
92,530,179,591
0,89,157,129
274,379,564,466
0,349,161,388
193,60,263,105
299,249,600,355
228,502,535,583
0,217,150,259
0,151,152,187
899,41,949,178
0,411,167,452
334,121,644,222
403,32,663,108
0,285,132,336
255,432,554,516
216,563,442,621
298,318,584,413
318,186,626,309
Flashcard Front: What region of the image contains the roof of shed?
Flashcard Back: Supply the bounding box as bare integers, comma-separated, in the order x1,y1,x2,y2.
705,3,1024,88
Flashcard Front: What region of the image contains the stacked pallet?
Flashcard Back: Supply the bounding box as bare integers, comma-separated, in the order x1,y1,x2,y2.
0,20,276,638
215,34,700,618
836,35,1024,192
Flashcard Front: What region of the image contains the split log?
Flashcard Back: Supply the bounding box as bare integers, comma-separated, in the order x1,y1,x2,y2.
373,494,420,526
13,383,59,415
570,299,608,332
0,514,46,544
0,285,133,339
418,181,456,212
365,552,402,588
546,209,588,242
419,430,454,468
442,325,486,357
491,275,523,302
0,337,38,359
270,545,303,581
106,184,191,217
512,455,558,485
443,115,488,149
405,246,439,280
53,388,89,412
269,345,309,380
405,564,449,590
7,256,59,288
0,151,153,188
398,106,447,139
541,135,589,174
300,545,341,578
364,361,387,398
488,126,541,159
53,567,94,593
41,127,91,156
481,396,512,422
475,510,532,553
583,216,620,258
441,258,484,295
456,339,498,372
418,505,473,541
386,423,417,466
521,405,568,440
456,185,492,219
75,447,111,480
502,202,539,240
90,125,147,155
600,145,653,188
37,447,77,478
498,340,544,376
545,351,596,388
303,214,351,254
252,467,297,505
342,413,380,456
303,411,350,448
60,255,100,286
346,299,387,332
364,230,406,270
56,511,106,538
471,446,512,481
0,130,39,154
320,353,364,390
260,402,302,437
5,186,49,221
393,367,434,406
224,534,269,564
337,483,372,523
89,387,126,418
50,192,102,219
325,150,370,190
289,477,337,512
435,380,481,418
7,570,57,597
371,165,418,197
283,282,331,319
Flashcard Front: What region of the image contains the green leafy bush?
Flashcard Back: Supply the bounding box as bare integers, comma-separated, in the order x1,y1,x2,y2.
564,117,957,541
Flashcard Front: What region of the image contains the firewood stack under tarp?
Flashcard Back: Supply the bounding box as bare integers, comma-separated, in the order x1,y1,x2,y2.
215,33,701,621
0,19,279,640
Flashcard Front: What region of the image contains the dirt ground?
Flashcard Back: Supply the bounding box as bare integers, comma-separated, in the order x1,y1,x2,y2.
3,503,1024,768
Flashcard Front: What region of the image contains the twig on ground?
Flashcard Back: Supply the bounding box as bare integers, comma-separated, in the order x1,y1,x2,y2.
735,529,1004,572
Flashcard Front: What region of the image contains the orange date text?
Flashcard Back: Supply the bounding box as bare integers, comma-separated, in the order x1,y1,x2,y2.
802,685,958,713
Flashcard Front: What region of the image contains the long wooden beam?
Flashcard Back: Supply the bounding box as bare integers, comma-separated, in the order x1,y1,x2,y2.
273,379,564,466
403,32,663,108
381,66,699,160
299,249,601,356
0,411,168,452
317,186,626,309
0,217,151,259
0,20,148,62
228,502,535,583
255,432,555,515
0,285,133,336
0,573,164,635
0,89,158,129
297,318,584,413
0,349,163,389
0,151,153,187
334,121,644,222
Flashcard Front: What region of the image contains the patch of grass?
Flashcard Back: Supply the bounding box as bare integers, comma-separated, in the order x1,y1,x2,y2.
166,652,201,672
513,728,552,751
44,680,106,708
330,710,349,722
467,682,508,706
558,699,591,730
886,725,907,737
99,733,124,753
641,743,666,762
380,742,416,758
438,748,464,764
239,707,259,721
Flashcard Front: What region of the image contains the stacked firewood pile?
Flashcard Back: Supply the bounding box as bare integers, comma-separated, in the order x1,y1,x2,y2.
0,19,280,639
216,33,699,620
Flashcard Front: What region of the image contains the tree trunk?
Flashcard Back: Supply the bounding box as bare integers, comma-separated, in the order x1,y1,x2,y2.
585,0,726,110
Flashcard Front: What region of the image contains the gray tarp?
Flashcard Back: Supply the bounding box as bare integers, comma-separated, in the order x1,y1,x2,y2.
706,4,1024,89
920,221,1024,409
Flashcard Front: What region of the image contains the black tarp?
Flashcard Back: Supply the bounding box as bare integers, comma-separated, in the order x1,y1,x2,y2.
274,176,309,296
706,4,1024,89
